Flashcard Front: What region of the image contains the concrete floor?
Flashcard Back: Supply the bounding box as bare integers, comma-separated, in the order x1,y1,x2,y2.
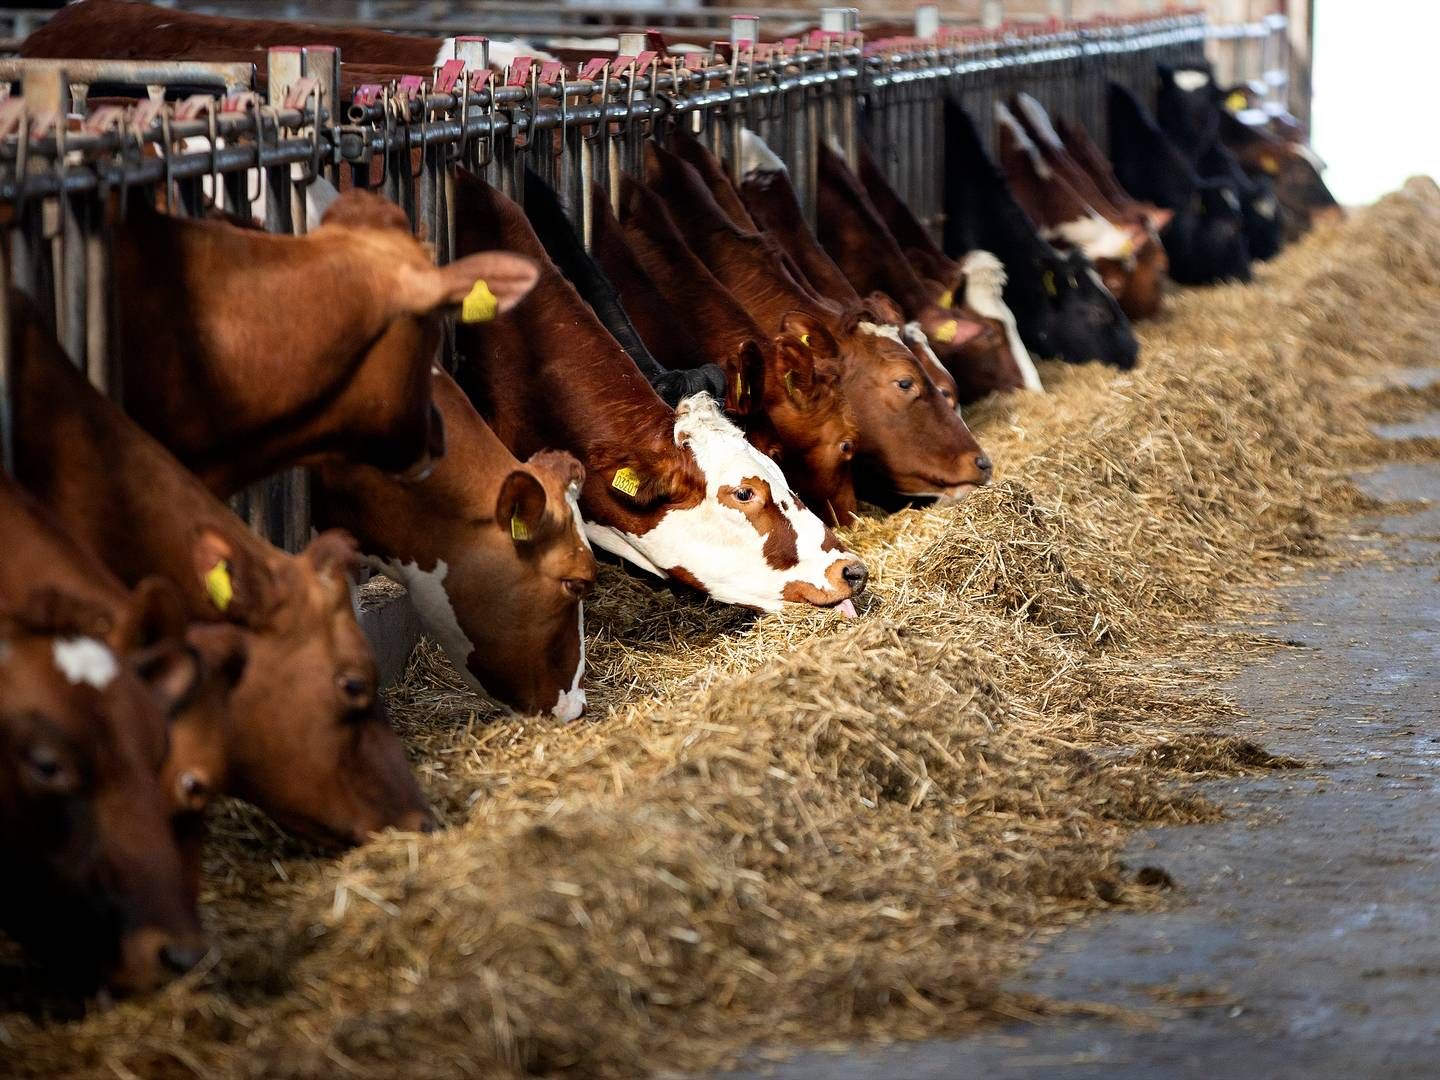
716,405,1440,1079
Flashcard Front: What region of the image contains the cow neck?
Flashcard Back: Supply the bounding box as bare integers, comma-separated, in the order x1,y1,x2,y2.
637,158,830,333
617,176,774,357
856,147,958,281
1057,116,1142,215
739,168,863,308
589,187,714,372
12,295,287,627
816,146,934,317
453,174,674,464
667,129,759,231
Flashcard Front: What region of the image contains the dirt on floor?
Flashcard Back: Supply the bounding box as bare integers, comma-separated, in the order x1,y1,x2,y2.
3,181,1440,1080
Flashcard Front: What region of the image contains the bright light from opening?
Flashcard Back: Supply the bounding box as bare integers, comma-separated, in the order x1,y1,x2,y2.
1312,1,1440,206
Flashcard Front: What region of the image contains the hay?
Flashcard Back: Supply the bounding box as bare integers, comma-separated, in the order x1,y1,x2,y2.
4,180,1440,1079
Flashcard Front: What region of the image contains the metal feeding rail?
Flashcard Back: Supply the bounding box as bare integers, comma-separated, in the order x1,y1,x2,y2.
0,6,1287,547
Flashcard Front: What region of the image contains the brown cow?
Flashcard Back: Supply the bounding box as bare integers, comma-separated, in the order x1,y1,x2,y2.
109,191,537,497
1008,95,1168,320
0,477,213,995
10,294,436,851
314,370,597,720
451,167,867,612
811,141,1035,402
852,142,1043,395
638,142,992,504
594,181,861,525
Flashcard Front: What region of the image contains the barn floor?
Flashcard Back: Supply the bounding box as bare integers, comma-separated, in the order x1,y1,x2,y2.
715,387,1440,1078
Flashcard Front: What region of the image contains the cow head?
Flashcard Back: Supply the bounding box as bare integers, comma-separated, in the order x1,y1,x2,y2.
838,304,993,504
0,590,206,995
313,193,541,485
585,394,867,611
187,526,434,847
317,373,598,722
740,312,861,525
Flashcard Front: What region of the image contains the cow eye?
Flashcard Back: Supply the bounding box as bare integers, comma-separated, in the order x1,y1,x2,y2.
734,487,755,503
895,377,915,392
25,745,73,793
840,440,854,457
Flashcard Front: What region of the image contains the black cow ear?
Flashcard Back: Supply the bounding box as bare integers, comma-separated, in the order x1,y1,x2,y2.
496,470,548,544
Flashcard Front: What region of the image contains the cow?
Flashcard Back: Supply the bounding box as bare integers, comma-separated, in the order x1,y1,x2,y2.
599,173,862,524
1218,108,1342,241
852,141,1042,388
314,370,597,721
520,167,728,409
10,293,437,851
108,191,537,497
1155,64,1283,262
1107,83,1252,285
813,140,1035,401
21,0,554,73
0,478,212,995
450,167,868,612
942,97,1139,369
632,142,993,509
995,101,1143,310
1004,94,1169,321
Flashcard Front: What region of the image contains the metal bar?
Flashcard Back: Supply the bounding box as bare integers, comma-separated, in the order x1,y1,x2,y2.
0,59,255,93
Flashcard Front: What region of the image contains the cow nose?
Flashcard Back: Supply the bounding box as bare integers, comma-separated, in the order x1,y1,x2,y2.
159,940,206,976
398,807,439,835
974,454,994,481
841,560,869,596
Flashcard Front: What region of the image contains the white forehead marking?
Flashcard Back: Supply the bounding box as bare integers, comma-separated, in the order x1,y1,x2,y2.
1172,69,1211,92
584,394,851,612
739,127,788,179
857,320,905,345
52,637,118,690
900,321,953,392
1015,93,1063,151
961,250,1043,393
994,102,1052,180
1254,194,1278,220
1043,215,1137,267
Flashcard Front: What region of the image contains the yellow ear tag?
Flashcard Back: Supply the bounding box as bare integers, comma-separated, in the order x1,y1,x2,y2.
783,369,799,400
735,370,745,402
799,332,811,347
611,467,641,497
1042,269,1057,297
510,514,531,542
938,288,954,309
1259,153,1280,176
1225,90,1248,112
204,560,233,614
460,278,500,323
933,319,959,344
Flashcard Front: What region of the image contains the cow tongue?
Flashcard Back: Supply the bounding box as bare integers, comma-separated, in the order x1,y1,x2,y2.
836,598,858,619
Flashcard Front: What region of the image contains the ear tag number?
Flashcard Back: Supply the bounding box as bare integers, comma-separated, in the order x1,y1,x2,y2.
205,560,233,613
461,278,500,323
510,515,531,541
611,467,642,497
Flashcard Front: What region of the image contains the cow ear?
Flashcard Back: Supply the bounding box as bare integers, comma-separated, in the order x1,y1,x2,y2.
133,641,203,719
863,291,906,326
410,252,540,322
1148,207,1175,232
496,470,549,545
777,311,839,360
303,530,362,581
191,527,272,620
